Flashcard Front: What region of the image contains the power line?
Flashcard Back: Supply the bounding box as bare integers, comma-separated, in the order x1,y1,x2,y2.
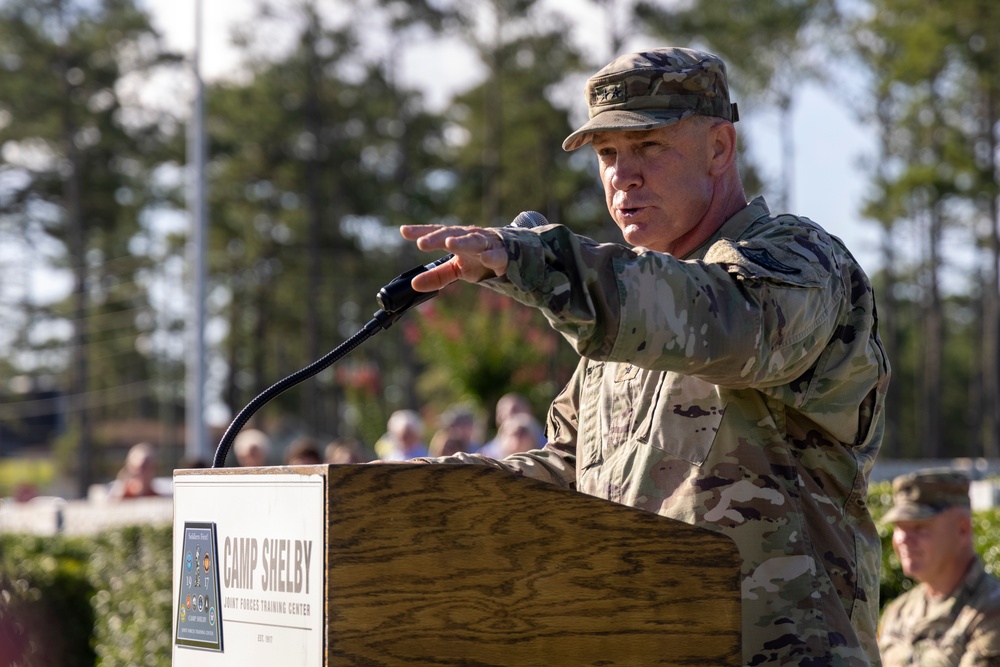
0,380,157,419
22,304,157,330
7,333,184,366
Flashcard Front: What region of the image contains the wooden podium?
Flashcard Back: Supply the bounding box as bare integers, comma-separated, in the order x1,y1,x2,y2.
173,464,741,666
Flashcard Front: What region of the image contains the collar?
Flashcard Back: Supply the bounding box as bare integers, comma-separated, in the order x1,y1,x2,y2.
686,195,770,261
955,555,988,599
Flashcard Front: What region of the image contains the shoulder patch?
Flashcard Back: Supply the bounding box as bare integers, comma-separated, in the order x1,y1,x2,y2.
737,246,800,274
703,237,828,287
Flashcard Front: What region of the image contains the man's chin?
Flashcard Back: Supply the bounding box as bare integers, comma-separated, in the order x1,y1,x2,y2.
621,223,649,246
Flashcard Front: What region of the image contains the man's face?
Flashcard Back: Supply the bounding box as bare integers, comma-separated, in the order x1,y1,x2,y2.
891,509,968,583
592,119,715,255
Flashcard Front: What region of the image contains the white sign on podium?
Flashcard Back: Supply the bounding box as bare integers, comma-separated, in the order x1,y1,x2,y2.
172,471,325,666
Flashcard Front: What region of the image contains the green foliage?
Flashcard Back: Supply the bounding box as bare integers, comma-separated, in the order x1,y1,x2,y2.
0,525,173,667
1,0,999,471
408,289,574,418
851,0,1000,457
868,283,982,458
204,3,460,440
0,0,185,489
89,525,174,666
868,479,911,606
447,27,601,232
0,534,96,667
636,0,840,100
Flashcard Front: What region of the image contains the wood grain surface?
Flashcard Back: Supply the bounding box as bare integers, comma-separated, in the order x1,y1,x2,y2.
323,464,741,666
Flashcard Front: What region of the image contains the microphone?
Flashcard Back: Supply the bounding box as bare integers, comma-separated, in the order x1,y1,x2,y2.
376,211,548,316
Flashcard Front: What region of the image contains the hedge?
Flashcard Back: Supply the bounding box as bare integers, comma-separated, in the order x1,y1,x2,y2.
0,525,172,667
3,486,1000,665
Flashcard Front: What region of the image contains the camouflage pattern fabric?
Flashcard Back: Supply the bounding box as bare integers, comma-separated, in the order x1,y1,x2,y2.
563,47,739,151
423,196,890,665
879,557,1000,666
882,468,972,523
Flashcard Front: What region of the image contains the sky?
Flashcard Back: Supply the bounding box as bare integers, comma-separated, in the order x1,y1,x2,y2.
142,0,884,273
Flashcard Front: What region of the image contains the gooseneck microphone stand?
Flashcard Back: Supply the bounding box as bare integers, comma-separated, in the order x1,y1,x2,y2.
210,211,546,468
210,267,439,468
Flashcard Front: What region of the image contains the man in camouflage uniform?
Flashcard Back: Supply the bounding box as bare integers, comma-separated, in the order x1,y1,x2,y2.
879,469,1000,666
401,47,890,665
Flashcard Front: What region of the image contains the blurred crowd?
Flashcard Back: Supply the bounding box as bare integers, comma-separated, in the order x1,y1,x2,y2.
103,392,544,501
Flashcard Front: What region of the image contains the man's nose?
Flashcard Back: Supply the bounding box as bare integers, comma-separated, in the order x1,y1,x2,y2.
610,156,641,191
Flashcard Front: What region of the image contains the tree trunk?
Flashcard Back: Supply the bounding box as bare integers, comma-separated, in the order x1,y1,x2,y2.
875,97,901,458
779,93,795,213
58,13,93,498
922,202,944,458
982,80,1000,457
481,0,503,226
303,6,324,435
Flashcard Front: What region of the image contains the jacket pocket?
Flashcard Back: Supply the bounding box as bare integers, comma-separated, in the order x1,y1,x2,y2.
637,371,726,466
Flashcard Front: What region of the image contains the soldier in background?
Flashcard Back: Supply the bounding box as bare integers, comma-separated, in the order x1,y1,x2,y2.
400,46,889,664
879,469,1000,665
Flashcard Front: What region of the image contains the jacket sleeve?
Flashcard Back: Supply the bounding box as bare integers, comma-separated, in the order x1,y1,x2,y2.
487,221,847,390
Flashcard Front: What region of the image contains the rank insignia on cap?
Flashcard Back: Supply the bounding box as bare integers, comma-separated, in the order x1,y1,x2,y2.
594,81,626,104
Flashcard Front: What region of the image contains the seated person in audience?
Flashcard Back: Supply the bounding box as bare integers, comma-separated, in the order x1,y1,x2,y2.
438,404,482,453
284,436,323,465
110,442,161,500
428,429,469,458
325,437,371,464
491,413,544,458
374,410,428,461
233,428,271,467
479,393,542,457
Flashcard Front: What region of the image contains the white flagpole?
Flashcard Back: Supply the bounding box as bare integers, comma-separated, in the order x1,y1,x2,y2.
185,0,208,464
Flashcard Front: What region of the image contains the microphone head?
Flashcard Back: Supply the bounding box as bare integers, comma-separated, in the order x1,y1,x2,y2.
510,211,548,229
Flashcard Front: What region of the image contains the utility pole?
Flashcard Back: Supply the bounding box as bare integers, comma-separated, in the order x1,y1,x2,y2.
185,0,208,464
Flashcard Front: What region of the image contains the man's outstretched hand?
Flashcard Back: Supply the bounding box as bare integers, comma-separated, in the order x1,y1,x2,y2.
399,225,509,292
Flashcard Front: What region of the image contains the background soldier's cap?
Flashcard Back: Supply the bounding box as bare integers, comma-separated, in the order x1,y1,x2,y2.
562,47,739,152
882,468,971,523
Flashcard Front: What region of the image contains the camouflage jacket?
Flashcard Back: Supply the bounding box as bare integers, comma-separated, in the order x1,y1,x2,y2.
430,197,890,665
879,557,1000,666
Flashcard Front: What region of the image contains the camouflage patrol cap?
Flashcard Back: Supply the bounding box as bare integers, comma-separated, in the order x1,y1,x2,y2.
882,468,971,523
562,47,739,152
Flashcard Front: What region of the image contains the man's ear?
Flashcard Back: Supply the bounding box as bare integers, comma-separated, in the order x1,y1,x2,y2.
958,511,974,539
707,122,737,176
